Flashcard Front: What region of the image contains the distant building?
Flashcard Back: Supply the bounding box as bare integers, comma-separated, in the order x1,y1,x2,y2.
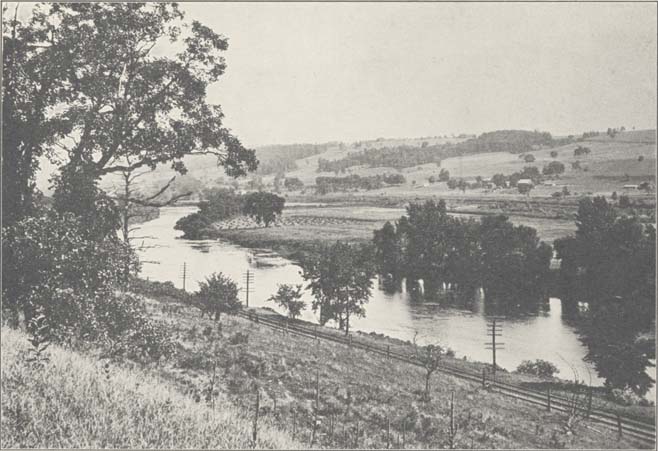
516,179,534,188
623,184,639,190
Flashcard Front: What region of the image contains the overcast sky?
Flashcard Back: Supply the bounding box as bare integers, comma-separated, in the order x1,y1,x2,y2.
169,2,656,147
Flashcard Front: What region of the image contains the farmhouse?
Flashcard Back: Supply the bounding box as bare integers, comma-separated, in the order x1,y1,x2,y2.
623,184,639,190
516,179,534,188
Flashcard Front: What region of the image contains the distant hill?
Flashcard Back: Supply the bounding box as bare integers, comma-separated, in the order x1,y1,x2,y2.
317,130,571,173
255,142,338,175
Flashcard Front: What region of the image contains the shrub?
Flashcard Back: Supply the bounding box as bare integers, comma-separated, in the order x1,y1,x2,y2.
608,388,643,406
2,212,140,343
523,154,536,163
228,331,250,345
516,359,559,378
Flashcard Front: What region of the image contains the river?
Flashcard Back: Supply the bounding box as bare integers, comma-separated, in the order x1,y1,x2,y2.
137,206,654,394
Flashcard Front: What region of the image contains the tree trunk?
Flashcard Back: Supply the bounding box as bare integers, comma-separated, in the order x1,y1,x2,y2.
425,371,431,401
345,309,350,336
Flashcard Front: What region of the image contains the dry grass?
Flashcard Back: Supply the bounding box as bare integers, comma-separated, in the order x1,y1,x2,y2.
0,326,299,449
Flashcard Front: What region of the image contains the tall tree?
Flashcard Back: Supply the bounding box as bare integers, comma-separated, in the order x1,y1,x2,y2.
302,242,375,335
242,192,285,227
555,196,656,394
2,3,71,226
5,3,257,212
267,284,305,320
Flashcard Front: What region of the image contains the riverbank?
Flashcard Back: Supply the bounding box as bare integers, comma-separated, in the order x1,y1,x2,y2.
130,279,654,449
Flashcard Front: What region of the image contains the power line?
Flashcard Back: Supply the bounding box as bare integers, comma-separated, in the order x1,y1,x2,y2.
485,316,505,382
180,262,187,291
243,270,255,307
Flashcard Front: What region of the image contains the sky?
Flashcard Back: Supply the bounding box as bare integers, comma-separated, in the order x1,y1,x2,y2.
10,1,657,151
167,2,658,147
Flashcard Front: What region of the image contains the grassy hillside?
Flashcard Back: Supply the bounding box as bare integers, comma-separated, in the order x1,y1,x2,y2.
280,130,655,197
0,327,298,449
124,290,651,449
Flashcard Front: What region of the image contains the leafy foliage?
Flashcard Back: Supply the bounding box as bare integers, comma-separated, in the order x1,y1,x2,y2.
174,212,212,239
516,360,559,378
284,177,304,191
317,130,565,172
242,192,285,227
542,161,565,176
315,174,404,194
195,272,242,321
302,242,375,334
267,284,305,320
554,196,655,394
372,201,552,303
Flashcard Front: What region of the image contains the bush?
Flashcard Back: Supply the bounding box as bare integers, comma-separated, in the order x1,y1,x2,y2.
542,161,565,176
2,212,139,340
516,359,559,378
523,154,536,163
608,388,643,406
174,212,211,239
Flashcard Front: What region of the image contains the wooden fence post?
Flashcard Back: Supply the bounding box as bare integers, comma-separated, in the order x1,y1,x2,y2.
252,385,260,445
349,334,352,348
449,391,455,449
386,416,391,449
547,386,551,411
402,419,406,449
311,369,320,446
315,324,318,340
586,387,592,418
387,344,390,360
481,368,486,388
292,408,297,439
616,414,623,438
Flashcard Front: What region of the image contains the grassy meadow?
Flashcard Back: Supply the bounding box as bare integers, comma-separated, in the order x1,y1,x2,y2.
0,326,299,449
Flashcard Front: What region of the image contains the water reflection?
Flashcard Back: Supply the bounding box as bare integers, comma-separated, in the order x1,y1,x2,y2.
137,207,655,396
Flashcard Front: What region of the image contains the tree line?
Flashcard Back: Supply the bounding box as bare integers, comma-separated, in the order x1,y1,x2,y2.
554,196,655,395
317,130,571,173
315,174,406,194
373,200,553,304
174,188,286,239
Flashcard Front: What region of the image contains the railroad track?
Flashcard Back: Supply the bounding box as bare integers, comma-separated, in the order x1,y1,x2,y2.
237,310,656,445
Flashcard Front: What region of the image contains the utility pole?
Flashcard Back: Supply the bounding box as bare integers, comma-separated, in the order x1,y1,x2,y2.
243,270,254,307
180,262,187,291
485,317,504,382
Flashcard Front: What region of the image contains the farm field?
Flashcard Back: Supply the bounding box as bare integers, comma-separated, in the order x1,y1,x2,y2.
96,285,652,450
213,204,578,258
